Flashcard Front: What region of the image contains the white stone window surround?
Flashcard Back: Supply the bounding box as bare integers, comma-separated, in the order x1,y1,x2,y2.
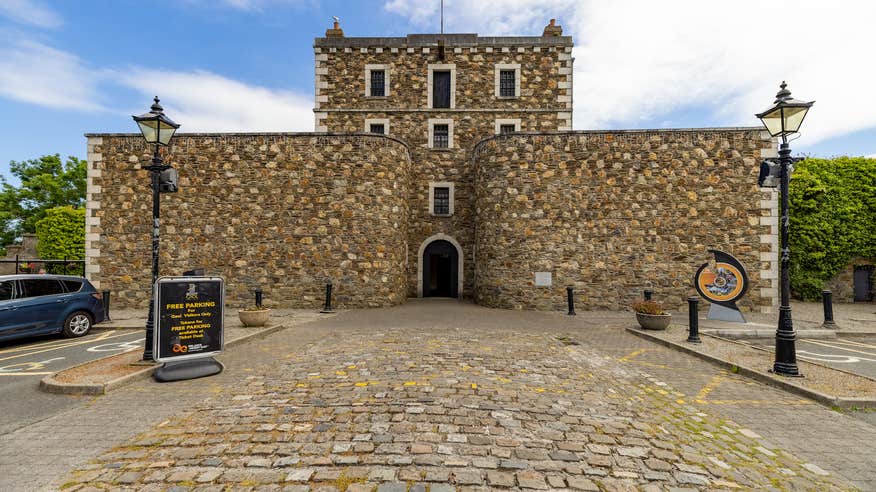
364,118,390,135
427,118,454,149
495,63,521,98
428,181,455,216
427,63,456,109
365,64,391,97
494,118,521,135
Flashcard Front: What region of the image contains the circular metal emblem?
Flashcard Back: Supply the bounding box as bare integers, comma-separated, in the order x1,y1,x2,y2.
695,262,745,303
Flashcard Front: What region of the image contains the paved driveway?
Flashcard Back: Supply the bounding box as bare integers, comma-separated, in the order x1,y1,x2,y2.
53,300,871,491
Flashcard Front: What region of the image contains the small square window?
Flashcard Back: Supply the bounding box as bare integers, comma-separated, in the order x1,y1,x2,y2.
433,187,450,215
369,123,385,135
370,70,385,97
499,124,516,135
433,124,449,148
499,70,516,97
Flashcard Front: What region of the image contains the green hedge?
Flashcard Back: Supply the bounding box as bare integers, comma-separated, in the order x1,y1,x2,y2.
789,157,876,300
35,206,85,274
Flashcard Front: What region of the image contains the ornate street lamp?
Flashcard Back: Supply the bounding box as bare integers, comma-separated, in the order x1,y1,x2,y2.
133,97,180,361
756,82,814,377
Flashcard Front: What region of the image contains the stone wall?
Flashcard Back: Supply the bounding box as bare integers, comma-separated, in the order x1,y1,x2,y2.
85,133,411,309
472,129,779,312
315,33,573,299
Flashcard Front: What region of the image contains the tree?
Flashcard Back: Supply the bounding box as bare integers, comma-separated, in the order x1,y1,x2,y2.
35,206,86,273
0,154,86,253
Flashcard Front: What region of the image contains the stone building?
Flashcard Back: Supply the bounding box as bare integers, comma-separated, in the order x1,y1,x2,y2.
85,20,780,312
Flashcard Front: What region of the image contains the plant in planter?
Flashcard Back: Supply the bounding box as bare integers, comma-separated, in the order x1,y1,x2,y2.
632,300,671,330
239,306,271,327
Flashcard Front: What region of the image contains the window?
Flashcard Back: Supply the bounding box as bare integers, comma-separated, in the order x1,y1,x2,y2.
428,118,454,149
365,64,390,97
0,280,13,301
499,70,515,97
494,118,521,135
428,64,456,108
370,70,385,97
433,71,451,108
433,125,449,148
429,182,455,216
433,187,450,215
62,280,83,292
20,278,63,298
494,63,521,98
364,118,390,135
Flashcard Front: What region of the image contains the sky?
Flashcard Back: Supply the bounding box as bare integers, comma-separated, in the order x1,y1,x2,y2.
1,0,875,185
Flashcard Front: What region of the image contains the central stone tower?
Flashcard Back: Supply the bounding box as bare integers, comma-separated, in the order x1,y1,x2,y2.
314,20,574,299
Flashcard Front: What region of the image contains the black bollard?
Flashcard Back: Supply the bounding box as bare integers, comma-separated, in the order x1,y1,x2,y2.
644,289,653,301
821,290,836,328
686,297,701,343
102,290,111,321
566,286,576,316
254,288,263,309
320,282,334,313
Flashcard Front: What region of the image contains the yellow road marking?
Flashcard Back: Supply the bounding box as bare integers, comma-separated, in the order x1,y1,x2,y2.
0,371,54,376
618,349,646,362
0,330,129,355
617,348,668,368
0,331,134,363
696,373,727,400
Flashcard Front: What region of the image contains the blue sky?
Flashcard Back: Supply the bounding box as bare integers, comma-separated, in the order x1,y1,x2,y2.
1,0,874,185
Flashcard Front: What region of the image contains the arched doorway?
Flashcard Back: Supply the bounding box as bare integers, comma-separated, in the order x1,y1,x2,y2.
417,234,463,299
423,240,458,297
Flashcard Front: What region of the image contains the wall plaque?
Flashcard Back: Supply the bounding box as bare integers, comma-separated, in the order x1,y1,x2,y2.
534,272,552,287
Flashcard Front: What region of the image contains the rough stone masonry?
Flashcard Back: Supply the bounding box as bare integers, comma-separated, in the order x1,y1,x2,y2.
85,20,779,312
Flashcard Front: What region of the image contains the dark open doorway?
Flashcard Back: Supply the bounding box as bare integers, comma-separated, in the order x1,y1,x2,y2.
423,239,458,298
854,266,873,302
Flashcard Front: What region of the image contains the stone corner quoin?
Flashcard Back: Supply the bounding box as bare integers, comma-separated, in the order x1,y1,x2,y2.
84,21,778,313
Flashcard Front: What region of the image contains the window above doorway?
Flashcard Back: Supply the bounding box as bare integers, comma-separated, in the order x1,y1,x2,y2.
429,182,455,216
428,118,454,149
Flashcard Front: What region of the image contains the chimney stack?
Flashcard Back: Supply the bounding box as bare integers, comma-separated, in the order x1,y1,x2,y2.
326,18,344,38
542,18,562,37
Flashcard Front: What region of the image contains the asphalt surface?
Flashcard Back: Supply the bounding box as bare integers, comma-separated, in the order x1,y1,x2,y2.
748,336,876,380
0,328,143,435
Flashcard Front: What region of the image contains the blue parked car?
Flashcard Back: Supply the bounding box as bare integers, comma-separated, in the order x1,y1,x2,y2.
0,274,105,342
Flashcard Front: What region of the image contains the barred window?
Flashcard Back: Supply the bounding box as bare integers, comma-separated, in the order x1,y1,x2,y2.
369,123,385,135
433,187,450,215
370,70,385,96
499,69,516,97
500,124,516,134
433,124,449,148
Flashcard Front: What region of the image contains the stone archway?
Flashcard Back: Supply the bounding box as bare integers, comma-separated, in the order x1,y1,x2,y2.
417,233,463,299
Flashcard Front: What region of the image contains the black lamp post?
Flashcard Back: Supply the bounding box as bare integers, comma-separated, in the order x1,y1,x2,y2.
755,82,813,377
132,97,180,361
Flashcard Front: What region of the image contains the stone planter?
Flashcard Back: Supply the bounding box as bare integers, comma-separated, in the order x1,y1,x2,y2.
635,312,671,330
238,308,271,327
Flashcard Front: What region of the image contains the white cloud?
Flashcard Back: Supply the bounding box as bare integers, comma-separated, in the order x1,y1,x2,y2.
385,0,876,148
117,69,314,132
0,39,103,110
0,0,62,28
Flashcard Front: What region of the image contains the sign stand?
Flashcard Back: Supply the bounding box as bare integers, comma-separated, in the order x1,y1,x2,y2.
152,276,226,383
154,357,223,382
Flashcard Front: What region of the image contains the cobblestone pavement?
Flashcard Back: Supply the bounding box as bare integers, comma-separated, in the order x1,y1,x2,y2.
54,300,875,491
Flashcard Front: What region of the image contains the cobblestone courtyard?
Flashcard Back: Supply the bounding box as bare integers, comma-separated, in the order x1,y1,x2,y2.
33,301,876,490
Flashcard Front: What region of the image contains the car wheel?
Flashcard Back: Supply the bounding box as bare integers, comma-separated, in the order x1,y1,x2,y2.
62,311,92,338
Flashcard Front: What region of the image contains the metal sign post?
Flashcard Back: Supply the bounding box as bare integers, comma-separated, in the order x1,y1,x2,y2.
152,276,225,382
